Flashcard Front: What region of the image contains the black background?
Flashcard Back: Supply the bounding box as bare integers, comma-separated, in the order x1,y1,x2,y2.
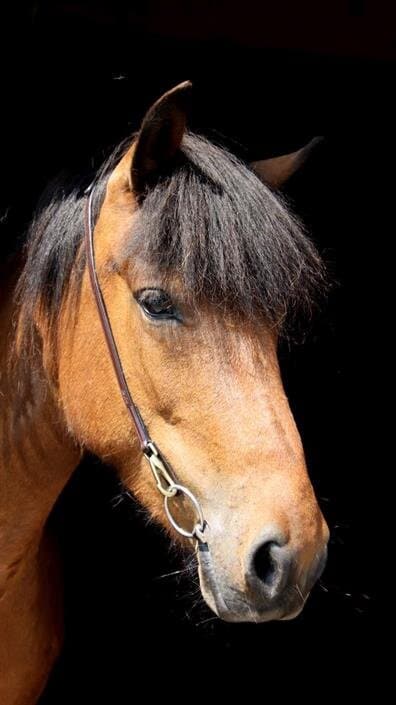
1,2,389,700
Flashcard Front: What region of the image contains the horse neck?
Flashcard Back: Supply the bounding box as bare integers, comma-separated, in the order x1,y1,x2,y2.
0,264,81,565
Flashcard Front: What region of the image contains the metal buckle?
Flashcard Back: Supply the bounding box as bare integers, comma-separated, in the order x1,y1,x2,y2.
144,441,177,499
143,441,207,543
164,484,207,542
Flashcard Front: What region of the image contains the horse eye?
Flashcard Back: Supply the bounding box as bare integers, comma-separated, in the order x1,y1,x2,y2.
135,288,181,322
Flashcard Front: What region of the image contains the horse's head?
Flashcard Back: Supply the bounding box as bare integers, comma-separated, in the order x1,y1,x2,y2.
58,83,329,622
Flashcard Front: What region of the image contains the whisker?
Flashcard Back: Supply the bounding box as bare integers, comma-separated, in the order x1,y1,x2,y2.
294,583,307,606
194,616,218,626
154,569,185,580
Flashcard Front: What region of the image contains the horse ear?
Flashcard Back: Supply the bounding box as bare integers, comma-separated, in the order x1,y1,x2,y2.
251,137,323,189
131,81,192,199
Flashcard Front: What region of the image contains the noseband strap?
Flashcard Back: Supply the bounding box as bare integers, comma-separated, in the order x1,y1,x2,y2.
84,183,206,543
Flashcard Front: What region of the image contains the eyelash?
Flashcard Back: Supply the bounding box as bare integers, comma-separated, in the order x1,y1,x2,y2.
134,288,182,323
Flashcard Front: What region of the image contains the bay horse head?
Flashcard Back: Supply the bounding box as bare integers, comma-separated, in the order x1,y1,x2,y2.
19,82,329,623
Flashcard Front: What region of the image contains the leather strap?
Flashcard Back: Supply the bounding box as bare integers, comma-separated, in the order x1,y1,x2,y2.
84,184,152,452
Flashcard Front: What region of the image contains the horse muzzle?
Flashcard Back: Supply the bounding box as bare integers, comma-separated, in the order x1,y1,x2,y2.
196,527,328,623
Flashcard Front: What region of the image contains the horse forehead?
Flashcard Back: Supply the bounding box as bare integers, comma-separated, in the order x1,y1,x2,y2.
96,197,137,259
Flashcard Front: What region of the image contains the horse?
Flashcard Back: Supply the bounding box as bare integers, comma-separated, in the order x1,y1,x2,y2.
0,81,329,704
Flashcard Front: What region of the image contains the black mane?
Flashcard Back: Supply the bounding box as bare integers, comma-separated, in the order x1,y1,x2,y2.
17,132,326,348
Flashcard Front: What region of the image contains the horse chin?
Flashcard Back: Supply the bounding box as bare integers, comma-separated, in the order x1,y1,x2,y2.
197,543,296,624
279,605,305,621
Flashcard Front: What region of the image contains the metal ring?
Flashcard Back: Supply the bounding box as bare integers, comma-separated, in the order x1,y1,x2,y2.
164,484,206,540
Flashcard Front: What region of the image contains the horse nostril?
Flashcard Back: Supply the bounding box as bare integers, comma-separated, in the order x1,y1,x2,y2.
252,541,280,587
246,532,327,611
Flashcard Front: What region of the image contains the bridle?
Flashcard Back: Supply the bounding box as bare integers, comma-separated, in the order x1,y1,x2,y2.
84,183,207,543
